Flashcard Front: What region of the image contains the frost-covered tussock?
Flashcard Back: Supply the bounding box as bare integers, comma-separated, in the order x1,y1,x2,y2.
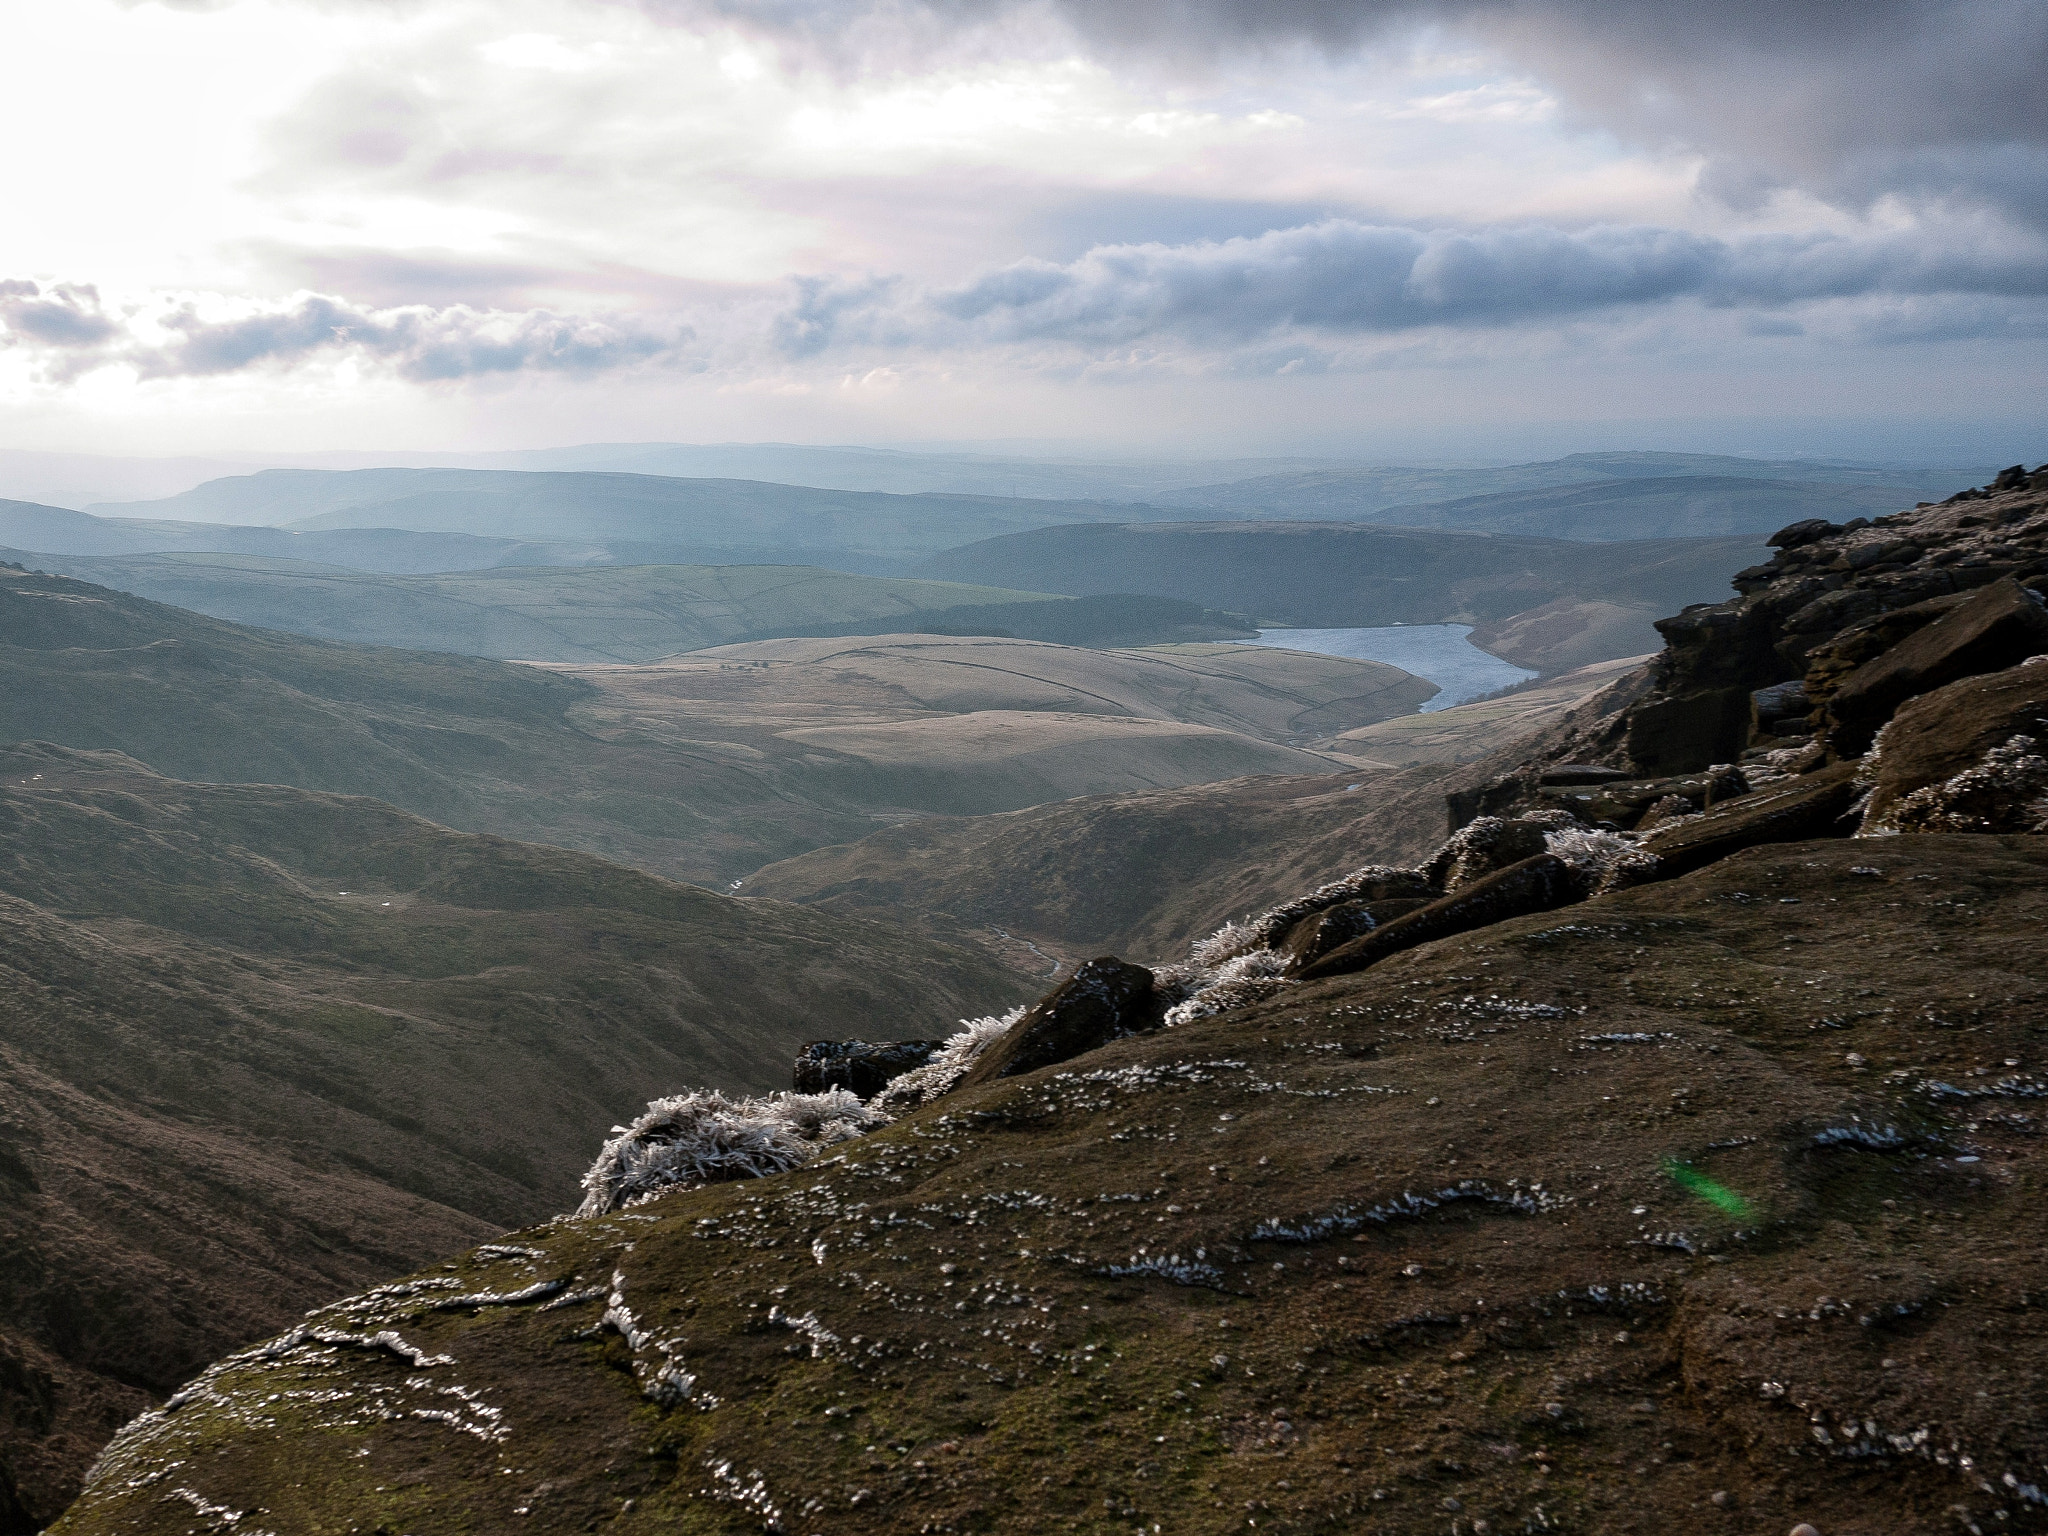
578,1087,887,1217
1543,826,1641,883
870,1008,1023,1114
1861,733,2048,835
1160,947,1291,1028
1096,1253,1226,1289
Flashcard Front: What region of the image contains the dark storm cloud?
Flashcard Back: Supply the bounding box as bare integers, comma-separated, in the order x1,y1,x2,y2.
670,0,2048,225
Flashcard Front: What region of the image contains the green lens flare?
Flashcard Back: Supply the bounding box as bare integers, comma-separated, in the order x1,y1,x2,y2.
1663,1159,1754,1220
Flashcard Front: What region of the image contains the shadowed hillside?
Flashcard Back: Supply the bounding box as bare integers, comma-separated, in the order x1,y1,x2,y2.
0,742,1024,1529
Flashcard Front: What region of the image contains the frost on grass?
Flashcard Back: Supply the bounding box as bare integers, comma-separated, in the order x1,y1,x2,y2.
578,1087,887,1217
1095,1253,1226,1289
870,1008,1023,1114
1543,826,1641,885
1247,1180,1566,1244
1160,947,1291,1027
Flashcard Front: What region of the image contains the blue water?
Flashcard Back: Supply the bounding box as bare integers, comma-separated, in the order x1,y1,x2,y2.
1245,624,1537,712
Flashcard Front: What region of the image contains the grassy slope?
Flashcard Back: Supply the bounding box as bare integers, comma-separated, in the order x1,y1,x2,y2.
0,554,1061,663
1154,452,1957,518
551,636,1431,827
1322,655,1652,769
57,833,2048,1536
0,742,1026,1528
0,568,1416,886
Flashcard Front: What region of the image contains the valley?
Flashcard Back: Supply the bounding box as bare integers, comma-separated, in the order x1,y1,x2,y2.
0,568,1423,885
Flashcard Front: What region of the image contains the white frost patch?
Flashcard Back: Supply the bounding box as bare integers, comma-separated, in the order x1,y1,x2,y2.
767,1304,842,1358
578,1087,887,1216
1543,826,1640,881
1161,946,1292,1027
602,1269,712,1408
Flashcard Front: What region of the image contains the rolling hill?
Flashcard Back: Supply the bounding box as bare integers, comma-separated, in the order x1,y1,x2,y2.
0,566,1418,885
0,553,1087,663
1361,473,1920,540
740,655,1642,963
0,741,1025,1529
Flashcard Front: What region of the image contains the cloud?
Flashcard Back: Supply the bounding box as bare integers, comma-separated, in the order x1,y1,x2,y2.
0,286,693,383
7,213,2045,389
667,0,2048,226
780,217,2048,354
0,282,122,349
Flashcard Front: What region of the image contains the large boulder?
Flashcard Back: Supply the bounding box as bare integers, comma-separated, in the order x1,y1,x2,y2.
957,957,1164,1086
792,1039,942,1099
1861,659,2048,830
1276,897,1433,968
1294,853,1582,981
1822,578,2048,756
1633,760,1863,880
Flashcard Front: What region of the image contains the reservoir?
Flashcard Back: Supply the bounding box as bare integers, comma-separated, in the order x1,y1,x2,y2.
1246,623,1537,711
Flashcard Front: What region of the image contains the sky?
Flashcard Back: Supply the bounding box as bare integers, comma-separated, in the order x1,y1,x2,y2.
0,0,2043,460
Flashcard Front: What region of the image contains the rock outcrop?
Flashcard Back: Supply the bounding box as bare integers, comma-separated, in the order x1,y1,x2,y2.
791,1039,942,1099
957,956,1166,1086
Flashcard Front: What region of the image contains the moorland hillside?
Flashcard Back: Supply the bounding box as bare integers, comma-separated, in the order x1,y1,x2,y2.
1156,449,1958,522
744,659,1642,963
60,466,2048,1536
0,553,1082,663
0,742,1022,1529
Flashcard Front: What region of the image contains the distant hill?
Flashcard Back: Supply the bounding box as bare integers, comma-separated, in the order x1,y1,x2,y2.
0,496,579,573
915,519,1766,669
1155,450,1960,521
1362,473,1920,540
0,741,1021,1526
90,468,1156,571
0,566,1412,884
0,552,1082,663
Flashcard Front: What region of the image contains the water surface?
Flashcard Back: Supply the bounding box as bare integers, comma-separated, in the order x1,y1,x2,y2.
1246,624,1536,711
